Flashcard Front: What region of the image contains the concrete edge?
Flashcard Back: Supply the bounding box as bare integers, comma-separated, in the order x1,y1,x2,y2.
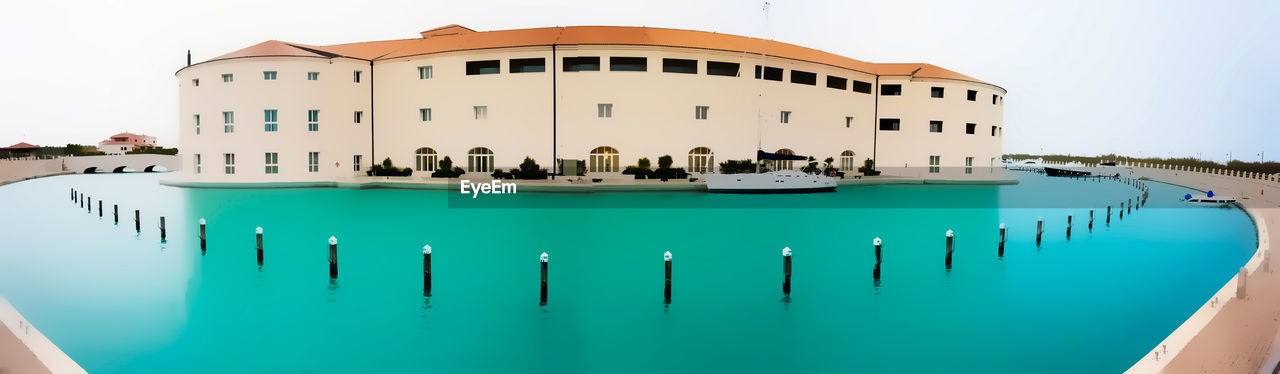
0,297,87,374
159,176,1019,191
0,171,76,188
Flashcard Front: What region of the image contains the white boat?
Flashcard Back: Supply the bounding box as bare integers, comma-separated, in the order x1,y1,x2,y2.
1182,191,1237,206
704,170,837,193
1006,159,1046,172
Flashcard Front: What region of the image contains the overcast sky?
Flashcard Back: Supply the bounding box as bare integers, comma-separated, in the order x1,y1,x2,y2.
1,0,1276,162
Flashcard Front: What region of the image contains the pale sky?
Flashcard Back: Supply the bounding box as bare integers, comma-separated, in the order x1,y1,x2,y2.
1,0,1276,162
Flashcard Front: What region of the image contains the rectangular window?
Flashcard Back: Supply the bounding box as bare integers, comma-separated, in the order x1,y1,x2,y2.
826,76,847,90
929,120,943,133
991,126,997,136
965,156,974,174
967,90,977,101
929,155,940,173
307,72,319,80
192,79,199,87
852,80,872,94
265,152,278,174
695,106,709,120
598,103,613,118
307,110,319,131
563,56,600,72
992,94,998,105
609,57,647,72
194,114,201,135
966,123,976,134
194,154,201,174
474,106,488,120
221,74,233,82
222,111,234,133
419,108,432,121
754,65,783,81
662,58,698,74
845,116,854,128
224,153,236,174
881,84,902,96
879,118,900,131
790,70,817,85
509,58,545,73
353,71,362,83
418,66,433,79
466,60,500,75
780,111,791,124
706,61,740,77
307,152,319,172
354,111,363,124
263,71,277,80
353,155,362,171
264,109,278,132
931,86,944,98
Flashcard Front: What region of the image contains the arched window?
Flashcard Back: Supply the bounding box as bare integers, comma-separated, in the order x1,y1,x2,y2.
840,150,857,171
589,146,620,172
467,147,494,172
688,147,714,173
768,148,796,171
415,147,437,172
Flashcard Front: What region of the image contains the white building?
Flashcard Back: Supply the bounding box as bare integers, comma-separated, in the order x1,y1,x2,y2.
176,25,1005,183
98,132,157,155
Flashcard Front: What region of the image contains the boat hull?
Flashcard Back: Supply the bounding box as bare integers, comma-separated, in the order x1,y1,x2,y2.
1044,167,1091,177
703,171,838,194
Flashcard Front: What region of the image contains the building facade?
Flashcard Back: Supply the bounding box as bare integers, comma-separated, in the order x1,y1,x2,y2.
175,25,1005,183
98,132,158,155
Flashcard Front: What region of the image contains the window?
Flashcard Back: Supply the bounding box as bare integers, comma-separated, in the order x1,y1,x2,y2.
706,61,740,77
415,147,437,172
467,147,494,173
840,150,857,171
563,57,600,72
192,79,199,87
662,58,697,74
931,87,944,98
418,66,433,79
610,57,646,72
307,152,319,172
826,76,847,90
473,106,488,120
999,126,1003,136
768,149,796,170
992,94,998,105
353,71,362,83
354,111,363,124
222,74,233,82
307,72,319,80
965,156,974,174
929,156,941,173
881,84,902,96
991,126,997,136
263,71,277,80
509,58,545,73
466,60,500,75
929,120,943,133
264,153,279,174
597,103,612,118
780,111,791,124
967,90,977,101
353,155,362,171
224,153,236,174
754,65,783,81
852,80,872,94
307,110,319,131
966,123,976,135
194,154,201,174
589,146,620,173
194,114,201,135
419,108,432,122
879,118,900,131
695,106,709,120
264,109,278,132
688,147,715,173
845,116,854,128
222,111,234,133
790,70,816,85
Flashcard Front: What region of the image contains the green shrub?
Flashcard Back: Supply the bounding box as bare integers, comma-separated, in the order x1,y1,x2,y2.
431,156,465,178
857,158,875,173
658,155,673,169
371,157,412,176
720,159,760,174
513,157,548,180
637,157,651,170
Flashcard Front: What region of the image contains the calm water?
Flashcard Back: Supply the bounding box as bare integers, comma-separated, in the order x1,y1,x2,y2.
0,173,1256,373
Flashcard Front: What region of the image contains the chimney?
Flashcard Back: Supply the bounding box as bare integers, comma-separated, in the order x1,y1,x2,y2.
187,50,191,66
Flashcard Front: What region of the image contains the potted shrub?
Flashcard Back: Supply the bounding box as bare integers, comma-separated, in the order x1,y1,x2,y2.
858,158,881,176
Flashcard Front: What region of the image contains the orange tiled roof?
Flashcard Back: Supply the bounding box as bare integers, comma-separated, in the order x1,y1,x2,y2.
197,25,1001,90
3,142,39,150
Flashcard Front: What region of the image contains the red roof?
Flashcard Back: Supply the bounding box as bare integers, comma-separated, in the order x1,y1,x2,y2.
3,142,39,150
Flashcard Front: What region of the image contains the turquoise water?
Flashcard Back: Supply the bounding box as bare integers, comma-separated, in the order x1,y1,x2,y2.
0,173,1256,373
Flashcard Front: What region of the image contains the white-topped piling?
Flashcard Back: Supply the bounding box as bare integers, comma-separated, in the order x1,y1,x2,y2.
198,218,206,251
540,252,549,306
998,223,1006,257
328,236,338,279
782,247,792,295
945,230,954,270
423,244,432,296
664,250,672,303
255,227,263,265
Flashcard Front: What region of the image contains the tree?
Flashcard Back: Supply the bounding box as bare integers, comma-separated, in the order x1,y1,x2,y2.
637,157,651,170
658,155,673,169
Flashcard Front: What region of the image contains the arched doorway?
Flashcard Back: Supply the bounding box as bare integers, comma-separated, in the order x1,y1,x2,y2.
415,147,437,172
688,147,714,173
840,150,857,171
467,147,494,173
589,146,619,172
